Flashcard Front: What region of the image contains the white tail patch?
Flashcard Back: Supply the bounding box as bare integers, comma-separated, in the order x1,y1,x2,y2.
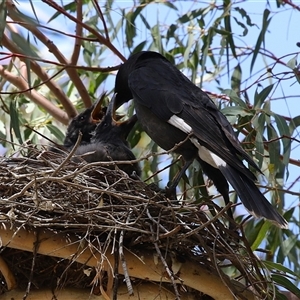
167,115,226,169
190,138,227,168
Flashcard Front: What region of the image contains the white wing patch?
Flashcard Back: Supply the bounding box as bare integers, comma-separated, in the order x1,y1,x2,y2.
168,115,192,134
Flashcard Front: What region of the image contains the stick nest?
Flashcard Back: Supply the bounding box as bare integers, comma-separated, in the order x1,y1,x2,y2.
0,147,271,299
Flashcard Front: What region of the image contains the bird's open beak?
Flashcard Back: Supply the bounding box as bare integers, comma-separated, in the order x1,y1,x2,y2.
107,93,137,138
90,92,107,123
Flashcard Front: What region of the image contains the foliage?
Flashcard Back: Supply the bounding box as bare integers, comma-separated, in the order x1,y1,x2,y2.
0,0,300,297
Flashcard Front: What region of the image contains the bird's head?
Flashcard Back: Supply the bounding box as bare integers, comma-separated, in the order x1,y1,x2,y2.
64,93,107,148
92,93,137,144
114,51,167,106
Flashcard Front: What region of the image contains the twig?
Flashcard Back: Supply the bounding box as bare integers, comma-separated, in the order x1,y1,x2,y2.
149,223,181,300
51,132,83,176
119,210,134,296
92,0,109,40
7,0,92,108
0,65,69,125
2,30,77,118
71,0,83,66
42,0,126,62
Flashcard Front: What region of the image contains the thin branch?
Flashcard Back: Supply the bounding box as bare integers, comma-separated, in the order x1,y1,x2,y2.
0,65,68,125
41,0,126,62
2,34,78,119
7,0,92,108
71,0,83,66
92,0,109,40
0,51,121,72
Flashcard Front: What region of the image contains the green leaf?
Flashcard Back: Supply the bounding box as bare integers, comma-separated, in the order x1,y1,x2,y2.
48,1,77,23
9,100,23,145
251,221,271,250
162,1,178,10
10,32,40,58
223,0,237,58
221,106,252,117
28,0,40,23
232,16,248,36
281,235,298,257
263,261,300,279
132,40,147,54
46,124,65,143
234,7,256,27
0,0,7,45
286,55,297,70
183,23,194,68
289,115,300,135
267,124,280,175
272,113,291,166
254,120,265,167
272,275,300,297
223,89,247,108
231,64,242,92
250,9,272,73
178,8,205,24
254,84,274,109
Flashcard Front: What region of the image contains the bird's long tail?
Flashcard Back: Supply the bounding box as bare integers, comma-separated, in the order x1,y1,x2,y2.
219,164,288,229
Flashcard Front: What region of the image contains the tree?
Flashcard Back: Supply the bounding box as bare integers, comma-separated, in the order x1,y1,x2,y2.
0,0,299,299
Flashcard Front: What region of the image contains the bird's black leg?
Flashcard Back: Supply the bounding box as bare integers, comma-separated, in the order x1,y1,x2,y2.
197,158,236,227
166,159,193,199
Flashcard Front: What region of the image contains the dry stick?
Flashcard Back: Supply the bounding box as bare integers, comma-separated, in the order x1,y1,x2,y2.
0,65,68,124
23,231,40,300
1,34,77,119
119,210,134,296
7,1,92,108
42,0,126,62
51,132,83,176
211,233,242,300
149,223,181,300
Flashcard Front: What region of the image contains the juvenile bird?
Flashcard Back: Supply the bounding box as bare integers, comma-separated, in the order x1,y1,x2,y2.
75,94,140,177
63,94,106,150
112,51,287,228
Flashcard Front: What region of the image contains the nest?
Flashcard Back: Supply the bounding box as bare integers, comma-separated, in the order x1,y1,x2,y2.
0,147,273,299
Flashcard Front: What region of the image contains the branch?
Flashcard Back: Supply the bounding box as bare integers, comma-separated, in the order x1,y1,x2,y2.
2,34,77,119
41,0,126,62
70,0,83,66
0,65,69,125
7,0,92,108
281,0,300,11
0,51,121,72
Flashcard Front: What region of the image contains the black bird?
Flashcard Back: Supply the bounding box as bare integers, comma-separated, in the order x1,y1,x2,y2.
75,94,141,177
63,93,107,150
113,51,288,228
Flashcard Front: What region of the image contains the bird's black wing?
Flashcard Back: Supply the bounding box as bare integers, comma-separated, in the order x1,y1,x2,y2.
129,62,258,179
